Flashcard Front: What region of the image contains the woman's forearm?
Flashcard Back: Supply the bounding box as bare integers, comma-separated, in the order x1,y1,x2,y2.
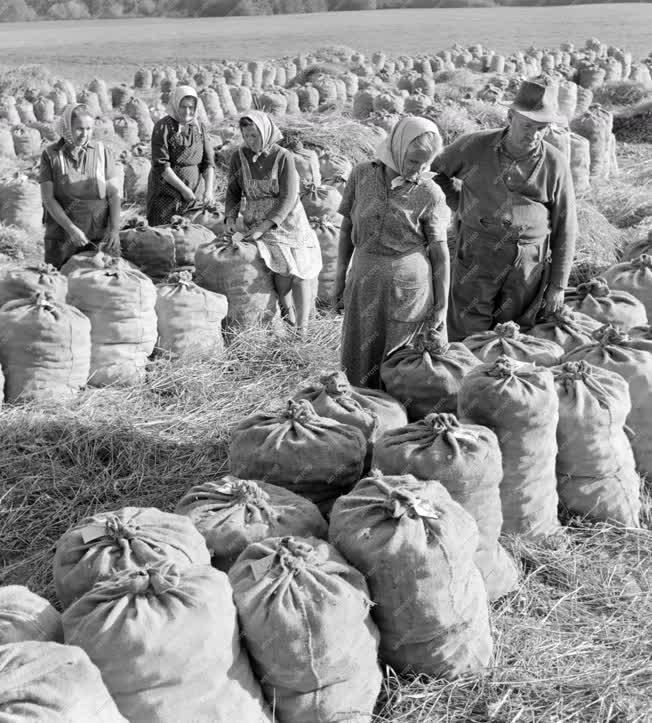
428,241,450,313
107,186,121,232
336,218,354,277
41,192,77,235
202,167,215,199
162,167,190,195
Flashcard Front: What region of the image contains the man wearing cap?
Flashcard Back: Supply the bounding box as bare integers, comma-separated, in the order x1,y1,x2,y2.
431,78,577,341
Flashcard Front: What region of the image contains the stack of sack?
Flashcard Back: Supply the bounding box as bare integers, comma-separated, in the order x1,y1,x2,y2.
564,277,648,331
381,324,481,420
459,355,561,539
53,507,272,722
329,471,493,679
195,232,279,329
230,398,367,516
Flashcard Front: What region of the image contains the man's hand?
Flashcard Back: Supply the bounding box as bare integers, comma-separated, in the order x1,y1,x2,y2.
100,229,121,256
180,186,196,203
542,284,565,314
67,225,90,249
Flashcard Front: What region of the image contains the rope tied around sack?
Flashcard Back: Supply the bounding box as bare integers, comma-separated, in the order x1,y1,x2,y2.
164,269,194,287
541,304,576,324
33,262,60,277
121,564,180,596
104,514,142,542
320,370,351,396
121,214,149,231
170,214,191,231
576,277,610,298
592,323,630,347
631,254,652,270
424,412,460,434
276,536,318,576
217,477,277,522
555,360,615,413
309,215,336,232
384,486,440,522
494,321,521,339
557,360,594,381
29,290,58,315
486,354,523,379
285,398,319,424
414,324,450,356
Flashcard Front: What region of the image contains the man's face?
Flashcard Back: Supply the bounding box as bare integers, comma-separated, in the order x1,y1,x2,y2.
508,111,550,152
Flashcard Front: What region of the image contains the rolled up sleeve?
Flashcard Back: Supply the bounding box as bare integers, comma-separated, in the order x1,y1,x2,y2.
549,162,578,289
199,125,216,174
337,164,358,219
422,188,451,245
151,120,170,170
266,150,299,228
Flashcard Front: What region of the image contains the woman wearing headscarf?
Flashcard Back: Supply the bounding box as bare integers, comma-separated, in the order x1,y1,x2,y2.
39,103,122,269
146,85,215,226
224,110,322,337
334,116,451,389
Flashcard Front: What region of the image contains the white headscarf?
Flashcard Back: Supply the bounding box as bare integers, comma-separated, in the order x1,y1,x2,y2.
376,116,441,189
170,85,198,131
240,110,283,162
57,103,92,161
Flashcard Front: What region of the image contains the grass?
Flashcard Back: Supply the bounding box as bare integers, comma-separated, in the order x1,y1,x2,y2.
1,5,652,84
1,320,650,722
1,45,652,721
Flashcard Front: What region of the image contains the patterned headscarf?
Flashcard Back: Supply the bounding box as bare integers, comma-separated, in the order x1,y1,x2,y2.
170,85,199,128
376,116,441,189
240,110,283,162
57,103,92,161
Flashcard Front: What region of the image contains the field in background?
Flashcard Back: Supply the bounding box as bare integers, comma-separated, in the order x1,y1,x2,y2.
1,4,652,84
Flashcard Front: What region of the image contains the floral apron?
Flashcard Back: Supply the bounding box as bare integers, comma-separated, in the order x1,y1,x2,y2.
238,149,320,263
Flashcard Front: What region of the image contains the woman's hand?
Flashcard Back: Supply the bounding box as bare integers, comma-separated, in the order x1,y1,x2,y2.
224,219,237,235
180,186,196,203
100,229,121,257
243,220,274,241
67,225,90,249
542,284,565,315
201,190,214,207
333,271,346,312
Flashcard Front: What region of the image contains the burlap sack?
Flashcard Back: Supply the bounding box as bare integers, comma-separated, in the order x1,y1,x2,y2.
66,259,157,387
463,321,564,366
0,173,42,233
0,293,91,403
629,324,652,340
230,399,367,516
230,536,382,723
0,641,127,722
293,370,407,472
602,255,652,319
165,214,216,267
62,563,271,723
381,328,481,421
0,587,62,645
53,506,210,608
60,250,137,276
309,213,341,304
372,413,518,601
563,325,652,478
175,476,327,571
552,361,640,526
119,218,177,280
527,306,602,352
458,356,561,539
329,473,493,679
155,270,227,358
319,151,353,187
119,146,151,203
0,264,67,309
300,183,343,219
194,235,278,328
564,277,647,331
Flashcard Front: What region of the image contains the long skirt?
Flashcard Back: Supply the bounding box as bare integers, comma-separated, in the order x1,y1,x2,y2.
341,246,434,389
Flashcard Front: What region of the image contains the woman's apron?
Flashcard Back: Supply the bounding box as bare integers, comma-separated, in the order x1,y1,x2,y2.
238,148,316,247
44,141,110,268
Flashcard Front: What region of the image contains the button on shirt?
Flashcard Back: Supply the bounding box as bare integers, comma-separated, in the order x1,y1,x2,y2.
338,160,450,257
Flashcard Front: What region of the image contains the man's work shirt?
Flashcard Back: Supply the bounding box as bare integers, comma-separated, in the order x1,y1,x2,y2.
432,128,577,289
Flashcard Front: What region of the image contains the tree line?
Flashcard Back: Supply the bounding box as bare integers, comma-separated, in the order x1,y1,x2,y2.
1,0,648,23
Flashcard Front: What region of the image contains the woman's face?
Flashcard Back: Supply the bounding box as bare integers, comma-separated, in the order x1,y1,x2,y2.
178,97,197,124
402,144,435,181
71,114,93,147
242,123,263,152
